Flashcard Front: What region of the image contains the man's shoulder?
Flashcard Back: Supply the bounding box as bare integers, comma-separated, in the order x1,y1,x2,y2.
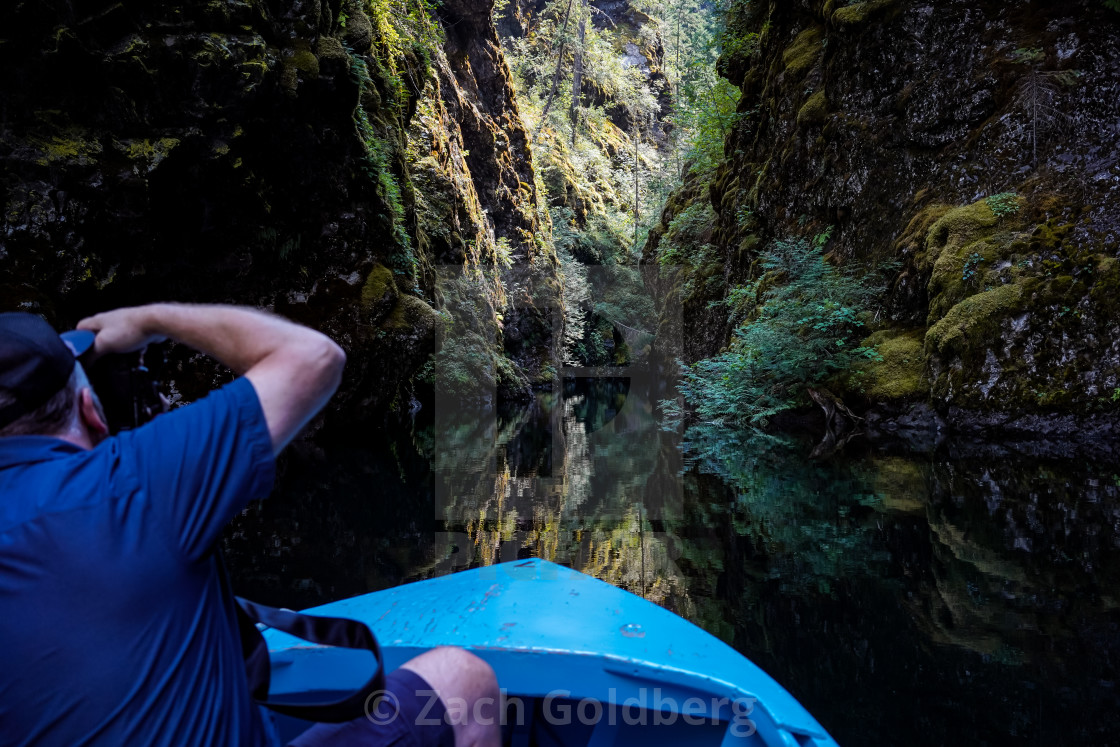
0,436,125,534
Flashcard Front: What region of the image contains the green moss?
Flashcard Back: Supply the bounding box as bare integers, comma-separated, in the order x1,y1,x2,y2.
280,41,319,91
1028,219,1074,254
782,26,824,78
832,0,897,26
1090,256,1120,306
340,2,374,53
315,36,347,62
796,90,829,127
288,41,320,75
34,134,102,165
855,328,928,401
924,199,998,260
382,294,439,331
923,195,1033,324
894,203,950,258
117,137,180,163
361,263,398,310
925,282,1025,357
928,236,996,320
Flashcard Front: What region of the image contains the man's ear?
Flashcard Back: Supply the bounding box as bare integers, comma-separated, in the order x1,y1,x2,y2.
79,388,109,436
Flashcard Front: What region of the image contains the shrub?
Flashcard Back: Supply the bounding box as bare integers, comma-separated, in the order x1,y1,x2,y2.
665,233,883,429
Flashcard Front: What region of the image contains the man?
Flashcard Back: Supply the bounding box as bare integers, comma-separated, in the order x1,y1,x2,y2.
0,305,500,746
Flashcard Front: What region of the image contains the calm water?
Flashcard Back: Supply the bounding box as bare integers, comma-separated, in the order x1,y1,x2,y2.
227,374,1120,746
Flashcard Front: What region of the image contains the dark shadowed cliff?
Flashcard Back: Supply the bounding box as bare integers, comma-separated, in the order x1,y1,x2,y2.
0,0,558,421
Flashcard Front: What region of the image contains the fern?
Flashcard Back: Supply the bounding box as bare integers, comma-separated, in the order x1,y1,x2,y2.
672,235,882,429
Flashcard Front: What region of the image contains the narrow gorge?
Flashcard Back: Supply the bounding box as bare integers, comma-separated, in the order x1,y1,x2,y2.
3,2,1120,745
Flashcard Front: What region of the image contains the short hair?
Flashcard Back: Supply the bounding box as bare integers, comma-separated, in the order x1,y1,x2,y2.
0,367,79,438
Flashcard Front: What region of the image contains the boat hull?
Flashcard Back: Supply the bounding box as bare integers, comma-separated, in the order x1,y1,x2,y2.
263,559,838,746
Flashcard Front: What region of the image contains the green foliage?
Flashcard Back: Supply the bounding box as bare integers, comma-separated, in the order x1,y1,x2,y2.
985,192,1020,219
657,199,715,266
1011,47,1045,65
433,271,529,398
666,234,883,429
556,208,655,366
552,206,629,265
363,0,443,99
1106,0,1120,11
713,0,760,65
679,78,742,178
348,48,417,284
962,251,984,283
656,0,744,180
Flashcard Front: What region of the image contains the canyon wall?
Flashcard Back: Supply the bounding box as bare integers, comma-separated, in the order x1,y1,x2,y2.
647,0,1120,439
0,0,557,420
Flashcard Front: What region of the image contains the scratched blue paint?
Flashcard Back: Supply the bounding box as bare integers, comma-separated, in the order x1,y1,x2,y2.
264,559,839,746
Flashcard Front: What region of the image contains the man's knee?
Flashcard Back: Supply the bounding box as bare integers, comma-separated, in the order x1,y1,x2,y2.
401,646,498,701
400,647,501,744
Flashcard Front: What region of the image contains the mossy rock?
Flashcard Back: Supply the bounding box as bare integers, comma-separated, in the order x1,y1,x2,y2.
1090,256,1120,306
340,1,374,53
831,0,897,27
925,282,1026,357
923,195,1033,325
897,202,949,246
113,137,181,170
280,41,319,92
797,90,829,128
923,199,998,262
927,234,1019,322
921,194,1025,269
896,203,951,259
782,26,824,79
382,293,439,332
315,36,348,63
33,133,102,166
361,263,398,322
289,41,319,74
854,328,928,401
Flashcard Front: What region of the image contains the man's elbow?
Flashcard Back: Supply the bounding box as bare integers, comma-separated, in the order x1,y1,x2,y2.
316,337,347,391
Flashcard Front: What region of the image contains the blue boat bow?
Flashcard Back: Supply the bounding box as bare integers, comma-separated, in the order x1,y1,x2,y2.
264,559,839,746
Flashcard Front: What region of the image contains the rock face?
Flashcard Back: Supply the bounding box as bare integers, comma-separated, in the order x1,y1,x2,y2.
0,0,557,418
649,0,1120,431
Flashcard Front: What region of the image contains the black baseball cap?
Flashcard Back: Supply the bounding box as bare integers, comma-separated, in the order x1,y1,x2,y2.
0,312,95,429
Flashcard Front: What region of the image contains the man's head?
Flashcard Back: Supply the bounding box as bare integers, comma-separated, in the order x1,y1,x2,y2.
0,313,107,446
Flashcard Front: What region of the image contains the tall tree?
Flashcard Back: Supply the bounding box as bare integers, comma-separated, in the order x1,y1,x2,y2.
533,0,576,142
569,0,587,146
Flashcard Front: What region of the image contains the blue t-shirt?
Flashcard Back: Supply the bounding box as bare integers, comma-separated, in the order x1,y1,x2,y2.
0,377,276,746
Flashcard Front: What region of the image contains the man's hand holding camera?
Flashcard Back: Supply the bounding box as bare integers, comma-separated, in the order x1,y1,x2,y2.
76,306,169,360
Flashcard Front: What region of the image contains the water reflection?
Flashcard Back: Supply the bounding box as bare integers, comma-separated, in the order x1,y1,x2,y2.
428,376,688,604
228,381,1120,746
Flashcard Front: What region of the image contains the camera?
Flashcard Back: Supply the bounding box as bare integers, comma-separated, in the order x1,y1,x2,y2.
86,345,168,433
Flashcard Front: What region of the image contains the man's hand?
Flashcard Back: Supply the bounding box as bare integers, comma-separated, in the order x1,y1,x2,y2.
77,307,167,359
78,304,345,454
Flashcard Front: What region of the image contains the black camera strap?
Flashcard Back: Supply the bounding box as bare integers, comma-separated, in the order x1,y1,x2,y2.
219,552,386,724
235,597,386,723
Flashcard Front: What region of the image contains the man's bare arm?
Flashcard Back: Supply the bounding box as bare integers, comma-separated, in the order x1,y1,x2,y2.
77,304,346,454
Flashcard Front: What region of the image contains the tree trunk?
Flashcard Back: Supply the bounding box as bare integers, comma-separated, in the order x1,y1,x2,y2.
676,0,683,77
633,121,640,251
570,4,586,147
533,0,577,142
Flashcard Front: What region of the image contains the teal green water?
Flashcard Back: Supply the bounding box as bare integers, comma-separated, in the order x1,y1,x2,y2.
229,377,1120,746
